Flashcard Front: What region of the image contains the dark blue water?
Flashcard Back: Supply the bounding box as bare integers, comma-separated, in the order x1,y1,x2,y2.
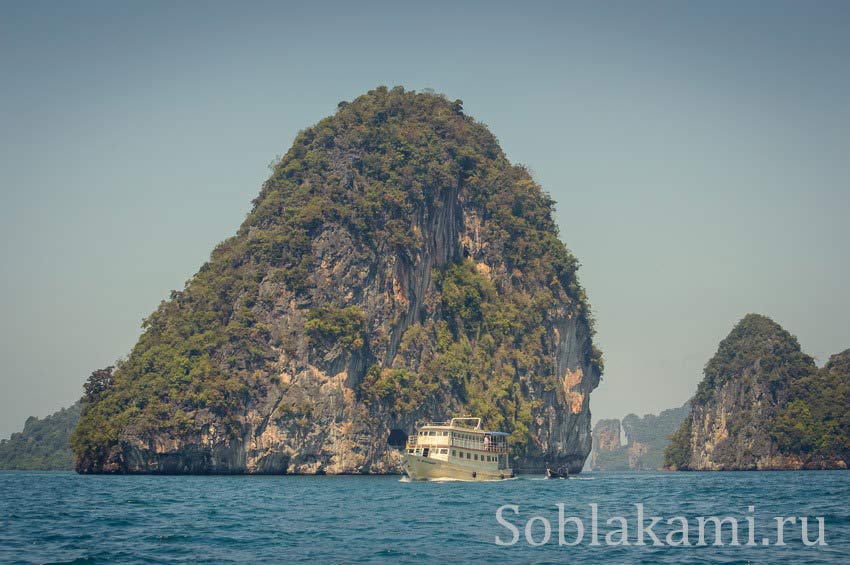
1,471,847,563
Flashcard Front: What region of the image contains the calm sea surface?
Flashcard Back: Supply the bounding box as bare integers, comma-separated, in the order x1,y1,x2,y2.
1,470,847,563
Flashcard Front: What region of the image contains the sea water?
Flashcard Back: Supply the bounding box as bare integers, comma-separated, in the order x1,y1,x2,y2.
0,470,847,563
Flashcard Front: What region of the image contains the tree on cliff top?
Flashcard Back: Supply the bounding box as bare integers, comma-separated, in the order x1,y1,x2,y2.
693,313,814,404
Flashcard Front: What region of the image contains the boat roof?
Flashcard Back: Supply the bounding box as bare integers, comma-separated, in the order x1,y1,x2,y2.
418,423,509,435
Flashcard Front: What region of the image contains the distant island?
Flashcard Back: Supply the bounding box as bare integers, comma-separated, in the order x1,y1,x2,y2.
589,403,690,471
665,314,849,471
70,86,603,475
0,402,80,470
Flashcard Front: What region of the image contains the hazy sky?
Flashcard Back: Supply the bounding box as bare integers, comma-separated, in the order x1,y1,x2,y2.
2,1,849,438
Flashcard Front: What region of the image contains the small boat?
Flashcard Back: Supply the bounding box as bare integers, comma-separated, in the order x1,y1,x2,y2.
545,466,569,479
403,417,514,481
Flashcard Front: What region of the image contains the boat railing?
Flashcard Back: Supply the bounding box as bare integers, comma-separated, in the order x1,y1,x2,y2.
408,435,507,453
418,421,452,428
449,417,482,430
450,437,508,453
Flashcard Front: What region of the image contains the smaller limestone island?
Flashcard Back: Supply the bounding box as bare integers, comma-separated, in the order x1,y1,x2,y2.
589,404,689,471
665,314,850,471
0,402,81,470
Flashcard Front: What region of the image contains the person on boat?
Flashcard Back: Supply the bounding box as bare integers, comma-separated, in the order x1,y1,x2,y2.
545,467,552,479
557,466,568,479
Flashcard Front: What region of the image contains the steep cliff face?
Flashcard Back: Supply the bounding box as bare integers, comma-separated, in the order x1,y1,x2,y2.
664,314,843,471
72,87,601,474
594,419,621,452
589,419,626,471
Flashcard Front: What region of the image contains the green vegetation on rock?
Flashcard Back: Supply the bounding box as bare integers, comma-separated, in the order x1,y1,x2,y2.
663,416,692,471
305,306,367,349
693,314,814,404
771,349,850,466
0,402,81,470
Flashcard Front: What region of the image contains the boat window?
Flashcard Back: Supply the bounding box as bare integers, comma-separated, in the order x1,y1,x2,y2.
466,452,471,459
428,431,435,436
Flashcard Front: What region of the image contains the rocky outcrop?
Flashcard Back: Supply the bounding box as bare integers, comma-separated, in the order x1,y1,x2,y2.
589,419,625,471
665,314,846,471
589,404,689,471
594,419,621,452
685,374,795,470
72,87,601,474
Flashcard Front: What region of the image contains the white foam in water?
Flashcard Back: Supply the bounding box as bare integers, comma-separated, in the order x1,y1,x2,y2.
399,476,518,483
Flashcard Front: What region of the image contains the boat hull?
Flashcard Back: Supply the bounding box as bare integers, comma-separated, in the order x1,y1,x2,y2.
403,454,513,481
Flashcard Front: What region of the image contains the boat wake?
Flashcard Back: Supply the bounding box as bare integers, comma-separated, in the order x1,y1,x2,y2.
400,476,518,483
523,476,596,481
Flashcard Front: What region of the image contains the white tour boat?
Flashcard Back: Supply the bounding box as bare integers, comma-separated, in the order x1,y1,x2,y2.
403,417,514,481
